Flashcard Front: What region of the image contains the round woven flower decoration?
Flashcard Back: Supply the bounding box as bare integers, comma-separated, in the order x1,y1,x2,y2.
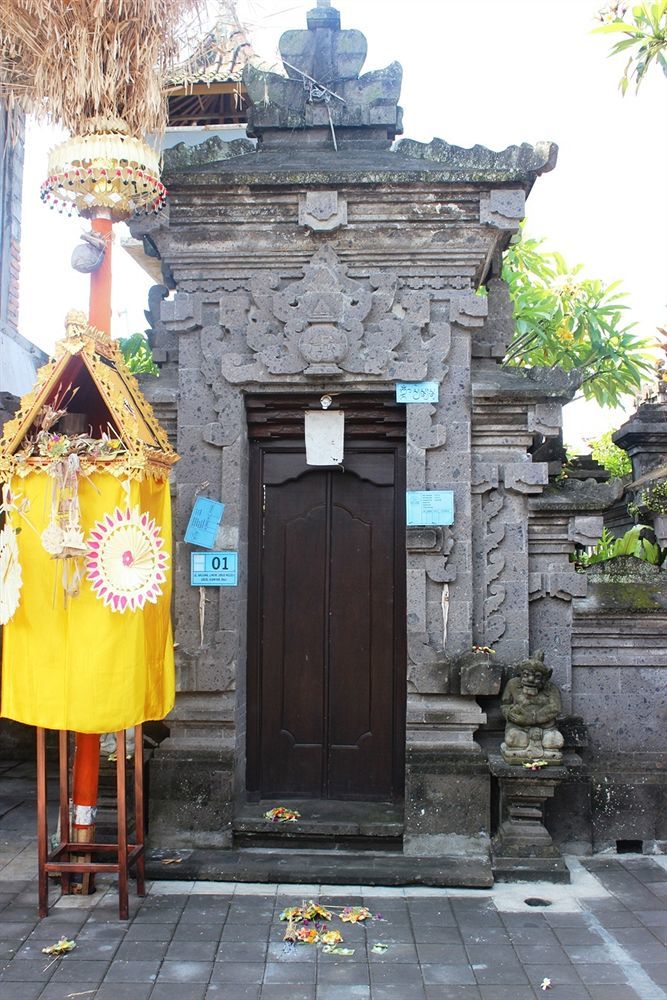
0,523,22,626
85,507,168,613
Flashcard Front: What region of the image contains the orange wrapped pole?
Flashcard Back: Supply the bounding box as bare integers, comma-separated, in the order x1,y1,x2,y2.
70,209,112,891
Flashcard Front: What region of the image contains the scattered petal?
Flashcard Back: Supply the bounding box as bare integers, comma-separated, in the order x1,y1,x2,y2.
340,906,372,923
371,942,389,953
540,978,552,991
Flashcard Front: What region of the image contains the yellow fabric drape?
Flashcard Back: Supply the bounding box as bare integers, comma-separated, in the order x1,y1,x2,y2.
1,472,174,732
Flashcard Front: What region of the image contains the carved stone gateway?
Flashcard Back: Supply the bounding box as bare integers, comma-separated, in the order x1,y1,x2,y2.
127,1,588,884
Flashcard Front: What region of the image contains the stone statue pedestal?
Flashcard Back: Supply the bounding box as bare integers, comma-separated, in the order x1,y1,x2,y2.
488,752,580,883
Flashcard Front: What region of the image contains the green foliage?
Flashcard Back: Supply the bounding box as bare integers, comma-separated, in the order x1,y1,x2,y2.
503,234,654,408
118,332,158,376
590,429,633,477
628,479,667,514
575,524,664,566
595,2,667,93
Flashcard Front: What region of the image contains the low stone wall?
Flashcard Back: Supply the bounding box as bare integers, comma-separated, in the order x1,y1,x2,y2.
570,557,667,853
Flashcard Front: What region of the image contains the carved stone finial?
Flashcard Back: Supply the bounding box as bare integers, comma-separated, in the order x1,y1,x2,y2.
500,651,564,765
307,0,340,31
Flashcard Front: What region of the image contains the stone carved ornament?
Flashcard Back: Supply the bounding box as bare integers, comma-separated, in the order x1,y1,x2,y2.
218,245,433,382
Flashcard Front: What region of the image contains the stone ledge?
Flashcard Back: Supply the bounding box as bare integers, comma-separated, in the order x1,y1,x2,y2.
145,848,493,887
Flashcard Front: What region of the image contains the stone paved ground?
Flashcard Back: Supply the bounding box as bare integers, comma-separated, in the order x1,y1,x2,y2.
2,759,667,999
1,849,667,1000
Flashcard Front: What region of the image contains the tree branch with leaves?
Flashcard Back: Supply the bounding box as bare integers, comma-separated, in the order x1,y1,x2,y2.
502,234,655,408
595,2,667,93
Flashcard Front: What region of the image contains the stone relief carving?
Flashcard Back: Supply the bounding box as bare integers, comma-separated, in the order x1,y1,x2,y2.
217,245,436,383
298,191,348,231
481,488,507,645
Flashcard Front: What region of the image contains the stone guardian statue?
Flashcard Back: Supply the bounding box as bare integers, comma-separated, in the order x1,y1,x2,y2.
500,651,564,764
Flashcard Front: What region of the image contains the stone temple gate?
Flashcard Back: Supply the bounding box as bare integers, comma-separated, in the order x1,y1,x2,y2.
123,2,667,882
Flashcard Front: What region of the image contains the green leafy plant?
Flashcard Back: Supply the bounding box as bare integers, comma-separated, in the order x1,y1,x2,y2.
595,2,667,94
503,234,655,408
628,479,667,515
590,430,633,477
574,524,664,566
118,332,158,376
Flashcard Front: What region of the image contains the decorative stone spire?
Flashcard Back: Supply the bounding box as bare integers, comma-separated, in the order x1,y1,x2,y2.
242,3,402,146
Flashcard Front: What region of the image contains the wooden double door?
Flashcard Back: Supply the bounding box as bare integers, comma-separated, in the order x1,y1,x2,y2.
246,407,406,801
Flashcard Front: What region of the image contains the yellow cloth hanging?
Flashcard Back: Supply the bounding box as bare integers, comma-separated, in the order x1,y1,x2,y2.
1,472,174,732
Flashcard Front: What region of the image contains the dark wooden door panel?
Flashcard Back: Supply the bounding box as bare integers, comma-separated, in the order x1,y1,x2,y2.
247,436,405,800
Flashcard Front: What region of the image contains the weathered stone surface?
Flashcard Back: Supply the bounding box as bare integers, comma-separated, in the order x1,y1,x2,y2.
396,136,558,180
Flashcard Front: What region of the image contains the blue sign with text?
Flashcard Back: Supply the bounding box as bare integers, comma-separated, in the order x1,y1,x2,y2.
184,496,225,549
396,381,439,404
191,551,238,587
406,491,455,526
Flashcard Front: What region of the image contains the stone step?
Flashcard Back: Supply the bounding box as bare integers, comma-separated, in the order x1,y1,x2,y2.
232,798,403,850
145,847,493,888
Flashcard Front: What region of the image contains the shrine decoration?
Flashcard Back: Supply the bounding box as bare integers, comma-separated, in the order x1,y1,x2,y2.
0,311,179,735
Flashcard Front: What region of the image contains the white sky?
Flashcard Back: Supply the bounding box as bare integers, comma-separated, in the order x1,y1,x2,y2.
18,0,667,447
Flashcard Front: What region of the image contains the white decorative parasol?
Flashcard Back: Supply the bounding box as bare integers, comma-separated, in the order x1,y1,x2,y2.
85,507,169,613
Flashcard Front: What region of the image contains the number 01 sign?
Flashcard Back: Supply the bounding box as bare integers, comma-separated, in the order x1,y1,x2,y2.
191,551,238,586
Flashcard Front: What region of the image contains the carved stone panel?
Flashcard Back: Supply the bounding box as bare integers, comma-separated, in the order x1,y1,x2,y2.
218,245,433,383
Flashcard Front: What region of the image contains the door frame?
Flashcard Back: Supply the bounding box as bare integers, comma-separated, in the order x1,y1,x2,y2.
245,393,407,800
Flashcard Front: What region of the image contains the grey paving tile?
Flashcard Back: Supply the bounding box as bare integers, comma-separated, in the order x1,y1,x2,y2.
317,962,370,985
643,963,667,984
370,963,424,986
209,961,265,984
371,987,426,1000
150,985,209,1000
563,943,615,963
124,921,176,940
477,989,535,1000
421,965,477,985
624,940,667,962
471,964,530,987
524,963,584,986
0,984,44,1000
414,925,467,943
423,988,481,1000
206,987,261,999
221,924,271,942
166,937,218,961
49,958,109,982
260,988,316,1000
316,987,370,1000
155,960,214,983
102,958,161,983
115,939,169,961
512,943,569,963
368,942,418,963
575,962,630,984
267,941,317,962
585,987,643,999
37,985,105,1000
264,960,317,983
174,922,223,942
0,957,60,982
416,944,468,965
216,941,268,962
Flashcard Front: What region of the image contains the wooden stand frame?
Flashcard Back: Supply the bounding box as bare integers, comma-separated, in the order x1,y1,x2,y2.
36,725,146,920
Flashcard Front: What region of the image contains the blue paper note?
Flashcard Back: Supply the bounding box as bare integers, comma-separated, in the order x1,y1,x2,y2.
406,490,455,526
396,382,439,404
184,496,225,549
191,551,238,587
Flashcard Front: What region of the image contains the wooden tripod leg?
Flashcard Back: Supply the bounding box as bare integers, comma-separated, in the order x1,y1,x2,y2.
36,728,48,918
134,725,145,896
116,730,129,920
58,731,70,896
